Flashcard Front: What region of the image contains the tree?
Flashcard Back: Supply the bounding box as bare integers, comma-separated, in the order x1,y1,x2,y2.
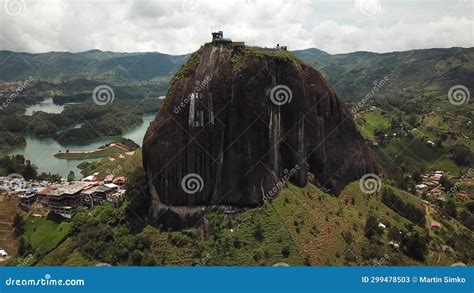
412,171,422,183
253,222,264,242
444,199,457,219
364,215,383,239
21,161,37,180
466,201,474,214
12,214,24,238
401,232,428,261
125,167,151,217
387,226,402,242
130,249,144,265
439,176,454,191
451,144,472,166
67,171,75,182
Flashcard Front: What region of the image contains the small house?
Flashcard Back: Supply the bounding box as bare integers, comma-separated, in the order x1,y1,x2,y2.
431,220,442,231
113,177,126,186
104,175,115,184
457,191,469,201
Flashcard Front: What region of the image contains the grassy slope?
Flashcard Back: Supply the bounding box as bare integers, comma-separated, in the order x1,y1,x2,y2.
356,110,390,139
37,179,471,266
372,138,460,175
23,217,72,255
78,148,142,179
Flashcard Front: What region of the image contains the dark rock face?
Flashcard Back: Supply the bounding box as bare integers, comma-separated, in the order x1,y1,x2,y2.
143,44,377,211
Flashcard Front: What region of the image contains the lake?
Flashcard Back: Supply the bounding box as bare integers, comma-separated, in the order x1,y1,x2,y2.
24,98,65,116
8,113,156,178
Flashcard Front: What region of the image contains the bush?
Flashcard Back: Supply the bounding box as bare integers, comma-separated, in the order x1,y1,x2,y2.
364,215,383,239
281,246,290,258
400,232,428,261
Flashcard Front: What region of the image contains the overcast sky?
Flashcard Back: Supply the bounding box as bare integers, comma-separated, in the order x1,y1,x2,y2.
0,0,473,55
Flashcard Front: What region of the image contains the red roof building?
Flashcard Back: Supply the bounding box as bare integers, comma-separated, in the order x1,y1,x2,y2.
458,191,469,201
113,177,126,186
431,220,442,231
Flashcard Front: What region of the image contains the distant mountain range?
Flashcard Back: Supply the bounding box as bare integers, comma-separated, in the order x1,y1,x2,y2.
0,49,188,84
1,47,473,102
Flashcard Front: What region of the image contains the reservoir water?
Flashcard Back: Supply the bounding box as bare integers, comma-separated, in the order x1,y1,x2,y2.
8,113,156,178
24,98,65,116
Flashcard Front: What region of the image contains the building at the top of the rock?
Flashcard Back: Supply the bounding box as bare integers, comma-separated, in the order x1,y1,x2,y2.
211,31,245,47
211,31,232,44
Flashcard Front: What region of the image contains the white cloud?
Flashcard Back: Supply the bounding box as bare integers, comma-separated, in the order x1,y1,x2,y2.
0,0,472,55
311,17,473,54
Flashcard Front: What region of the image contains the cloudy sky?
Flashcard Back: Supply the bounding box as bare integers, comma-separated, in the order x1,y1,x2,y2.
0,0,472,55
